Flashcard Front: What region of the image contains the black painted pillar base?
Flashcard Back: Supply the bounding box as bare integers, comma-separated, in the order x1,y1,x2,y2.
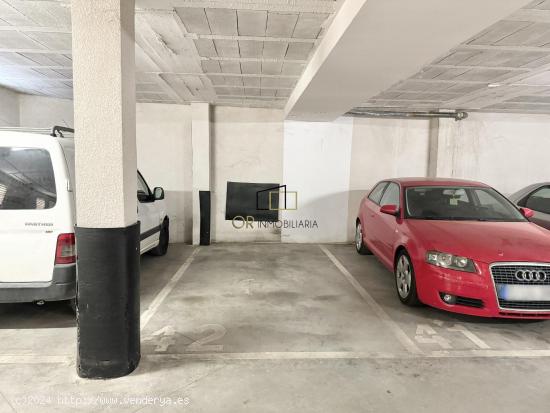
75,222,140,379
199,190,211,246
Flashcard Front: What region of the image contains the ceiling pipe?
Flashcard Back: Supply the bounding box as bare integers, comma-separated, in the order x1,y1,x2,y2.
346,109,468,121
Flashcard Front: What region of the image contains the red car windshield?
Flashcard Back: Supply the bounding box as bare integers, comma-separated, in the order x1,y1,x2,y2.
405,186,526,222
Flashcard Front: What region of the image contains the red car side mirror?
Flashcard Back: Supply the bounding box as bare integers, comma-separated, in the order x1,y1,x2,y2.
520,207,534,219
380,204,399,216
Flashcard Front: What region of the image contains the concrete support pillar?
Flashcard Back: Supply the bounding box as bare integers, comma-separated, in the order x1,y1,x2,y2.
72,0,140,379
427,118,439,178
191,103,211,245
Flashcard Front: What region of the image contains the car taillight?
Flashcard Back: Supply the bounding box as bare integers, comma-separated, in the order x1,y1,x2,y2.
55,233,76,265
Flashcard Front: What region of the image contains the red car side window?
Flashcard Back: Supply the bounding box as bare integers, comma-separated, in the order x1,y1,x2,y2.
368,182,388,205
380,183,400,208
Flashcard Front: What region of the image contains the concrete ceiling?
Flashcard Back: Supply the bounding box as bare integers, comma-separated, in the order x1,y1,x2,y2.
357,0,550,115
285,0,533,120
0,0,338,108
4,0,550,116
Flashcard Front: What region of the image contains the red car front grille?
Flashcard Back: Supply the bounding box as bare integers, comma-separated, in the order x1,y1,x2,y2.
491,263,550,312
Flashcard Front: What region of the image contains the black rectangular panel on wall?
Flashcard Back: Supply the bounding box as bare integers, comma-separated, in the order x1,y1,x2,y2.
225,181,280,222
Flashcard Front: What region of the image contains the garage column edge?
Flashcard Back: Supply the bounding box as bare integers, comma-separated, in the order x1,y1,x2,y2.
191,102,211,246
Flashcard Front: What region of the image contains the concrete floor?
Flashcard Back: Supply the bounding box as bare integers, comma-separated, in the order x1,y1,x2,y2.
1,243,550,412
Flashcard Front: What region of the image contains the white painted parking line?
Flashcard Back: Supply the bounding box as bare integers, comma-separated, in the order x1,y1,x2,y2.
144,349,550,361
0,328,73,335
0,355,72,364
141,248,201,331
428,349,550,358
319,245,423,356
144,351,402,361
5,349,550,365
0,391,15,413
447,324,491,350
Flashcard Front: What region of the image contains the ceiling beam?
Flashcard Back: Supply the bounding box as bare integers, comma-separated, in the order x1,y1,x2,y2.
0,72,298,81
445,58,550,107
284,0,532,121
0,30,321,55
403,78,490,85
363,98,446,102
478,107,550,113
133,41,185,103
136,0,336,13
184,33,317,44
459,44,550,53
142,71,299,78
212,84,293,90
0,77,72,81
0,49,71,54
200,56,307,64
504,100,550,105
427,64,529,72
217,94,286,99
1,65,70,70
0,26,71,33
389,89,464,95
507,8,550,23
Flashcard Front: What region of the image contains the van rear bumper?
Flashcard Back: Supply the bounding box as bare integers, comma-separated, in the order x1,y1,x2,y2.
0,265,76,303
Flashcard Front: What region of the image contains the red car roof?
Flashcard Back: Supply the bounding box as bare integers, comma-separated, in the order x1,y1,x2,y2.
388,177,489,187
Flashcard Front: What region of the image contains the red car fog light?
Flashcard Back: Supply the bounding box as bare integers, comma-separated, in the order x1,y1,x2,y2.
440,293,457,304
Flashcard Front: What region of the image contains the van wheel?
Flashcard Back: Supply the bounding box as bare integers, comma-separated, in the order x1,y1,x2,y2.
150,219,169,256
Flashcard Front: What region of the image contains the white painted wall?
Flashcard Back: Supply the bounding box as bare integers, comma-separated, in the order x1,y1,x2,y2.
438,113,550,196
0,86,20,127
211,106,284,242
347,117,430,239
136,103,192,243
282,118,353,243
7,92,550,244
19,95,74,128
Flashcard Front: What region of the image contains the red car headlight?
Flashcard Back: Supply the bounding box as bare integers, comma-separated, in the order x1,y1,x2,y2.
426,251,477,273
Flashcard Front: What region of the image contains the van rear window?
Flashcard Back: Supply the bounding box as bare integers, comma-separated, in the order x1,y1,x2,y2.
0,147,57,210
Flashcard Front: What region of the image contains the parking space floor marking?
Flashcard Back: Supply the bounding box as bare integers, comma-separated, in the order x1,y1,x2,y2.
144,351,403,361
319,245,423,356
447,324,491,349
4,349,550,365
144,349,550,361
141,248,201,331
0,355,72,364
428,349,550,358
0,390,16,413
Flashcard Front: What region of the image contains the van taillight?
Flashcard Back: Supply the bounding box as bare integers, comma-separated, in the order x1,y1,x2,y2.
55,233,76,265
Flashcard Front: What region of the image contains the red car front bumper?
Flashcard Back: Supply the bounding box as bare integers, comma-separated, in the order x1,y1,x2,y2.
415,261,550,319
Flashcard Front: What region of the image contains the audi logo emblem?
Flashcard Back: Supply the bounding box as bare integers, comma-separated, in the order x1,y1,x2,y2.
515,270,548,282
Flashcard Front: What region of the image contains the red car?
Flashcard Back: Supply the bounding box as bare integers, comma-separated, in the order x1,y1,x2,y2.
356,178,550,319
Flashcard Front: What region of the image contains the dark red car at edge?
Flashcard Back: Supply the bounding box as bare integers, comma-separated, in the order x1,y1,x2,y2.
356,178,550,319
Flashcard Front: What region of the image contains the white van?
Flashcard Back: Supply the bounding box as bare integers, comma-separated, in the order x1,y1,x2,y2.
0,127,169,304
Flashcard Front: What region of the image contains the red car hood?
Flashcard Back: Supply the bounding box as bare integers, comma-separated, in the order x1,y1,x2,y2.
406,220,550,264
